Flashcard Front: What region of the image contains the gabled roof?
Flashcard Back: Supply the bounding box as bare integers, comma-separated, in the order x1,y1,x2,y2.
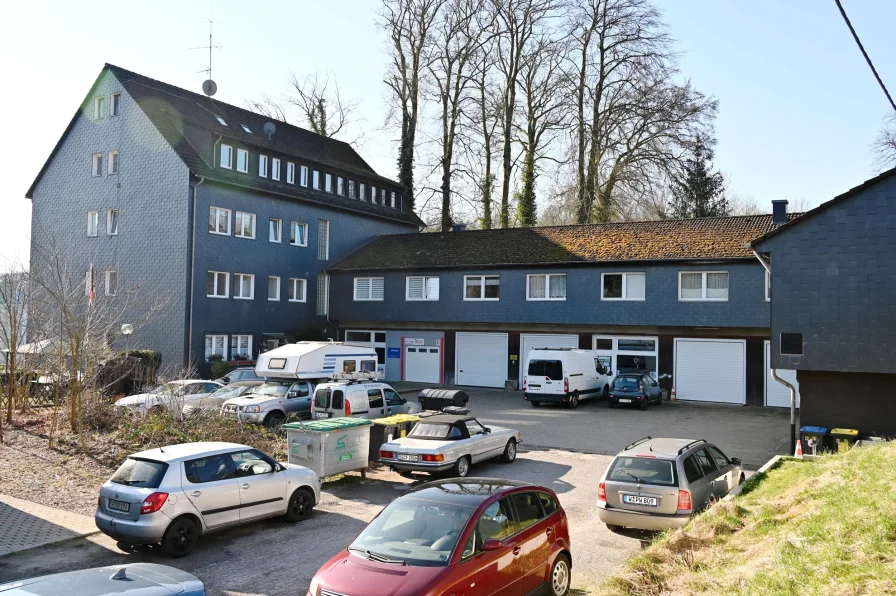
329,213,801,271
751,166,896,247
26,64,424,227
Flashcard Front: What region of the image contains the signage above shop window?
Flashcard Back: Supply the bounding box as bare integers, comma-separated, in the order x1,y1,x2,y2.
404,338,425,345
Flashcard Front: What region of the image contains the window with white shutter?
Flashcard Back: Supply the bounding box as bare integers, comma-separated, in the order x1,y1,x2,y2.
354,277,384,301
406,276,439,301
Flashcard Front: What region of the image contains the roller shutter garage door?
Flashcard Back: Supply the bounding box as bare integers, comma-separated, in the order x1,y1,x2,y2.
519,334,579,385
765,340,800,408
674,338,745,404
405,345,441,384
456,332,508,388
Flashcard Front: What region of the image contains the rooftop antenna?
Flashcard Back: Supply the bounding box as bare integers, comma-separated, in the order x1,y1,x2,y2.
190,19,222,96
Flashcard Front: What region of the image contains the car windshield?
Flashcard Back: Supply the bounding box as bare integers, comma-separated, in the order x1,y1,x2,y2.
349,497,474,567
607,456,677,486
210,384,253,399
612,377,641,391
527,359,563,380
409,423,453,439
250,381,292,397
110,458,168,488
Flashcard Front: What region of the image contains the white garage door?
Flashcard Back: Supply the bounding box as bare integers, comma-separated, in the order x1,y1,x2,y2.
456,332,508,388
674,338,745,404
519,334,579,384
405,345,441,384
765,340,800,408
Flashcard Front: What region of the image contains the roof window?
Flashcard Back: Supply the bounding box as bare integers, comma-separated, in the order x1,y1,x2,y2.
241,124,252,133
215,116,228,127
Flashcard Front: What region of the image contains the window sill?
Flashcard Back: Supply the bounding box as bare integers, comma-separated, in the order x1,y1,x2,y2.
207,295,230,299
678,298,729,302
601,297,645,302
288,299,307,303
208,231,231,236
234,296,255,301
234,235,256,240
290,243,308,248
463,298,500,302
527,298,567,302
354,298,384,302
406,298,439,302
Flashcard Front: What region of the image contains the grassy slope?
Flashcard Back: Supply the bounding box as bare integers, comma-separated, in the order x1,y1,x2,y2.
604,442,896,595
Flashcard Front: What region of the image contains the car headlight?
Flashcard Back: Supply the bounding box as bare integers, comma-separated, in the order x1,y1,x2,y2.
308,576,323,596
243,405,261,413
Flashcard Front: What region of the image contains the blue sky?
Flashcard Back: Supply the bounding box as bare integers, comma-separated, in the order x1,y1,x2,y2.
2,0,894,266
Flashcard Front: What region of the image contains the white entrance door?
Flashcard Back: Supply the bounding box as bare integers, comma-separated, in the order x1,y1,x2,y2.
405,345,441,383
455,333,508,388
765,340,800,407
519,334,578,385
674,338,746,404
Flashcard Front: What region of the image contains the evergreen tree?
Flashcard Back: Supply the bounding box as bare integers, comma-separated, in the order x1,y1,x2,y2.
669,137,728,218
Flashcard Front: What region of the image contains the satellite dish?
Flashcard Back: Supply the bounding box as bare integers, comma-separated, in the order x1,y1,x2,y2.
121,324,134,336
202,79,218,97
263,121,276,139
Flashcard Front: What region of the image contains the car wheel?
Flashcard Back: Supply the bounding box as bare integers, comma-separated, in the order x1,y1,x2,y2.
639,399,648,411
739,473,746,485
655,393,662,406
500,439,517,463
263,411,285,430
161,517,199,558
454,455,471,478
285,488,314,522
549,553,571,596
567,392,579,409
529,400,541,407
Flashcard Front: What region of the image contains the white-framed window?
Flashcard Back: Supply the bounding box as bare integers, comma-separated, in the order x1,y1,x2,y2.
208,206,231,235
87,211,99,237
107,209,119,236
289,278,307,302
354,277,385,301
765,270,771,302
110,93,120,117
318,220,329,260
287,162,295,184
313,170,320,189
371,186,377,203
104,270,117,296
108,150,119,175
259,155,268,177
300,165,309,187
679,271,729,301
205,334,227,360
391,191,397,208
94,96,104,119
269,218,282,243
231,334,252,360
234,273,255,299
381,188,387,204
464,275,500,300
272,157,281,180
337,177,344,195
290,221,308,247
92,153,103,177
601,272,645,301
527,273,566,300
207,271,229,298
325,173,333,193
236,148,249,173
406,276,439,301
359,183,367,201
268,276,280,301
348,181,355,199
234,211,256,239
220,144,233,169
316,272,329,315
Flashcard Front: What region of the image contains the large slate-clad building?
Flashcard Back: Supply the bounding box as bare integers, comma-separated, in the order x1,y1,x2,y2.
26,64,422,372
753,167,896,436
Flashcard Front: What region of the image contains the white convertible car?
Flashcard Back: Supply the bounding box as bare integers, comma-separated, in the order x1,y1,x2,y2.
377,415,521,478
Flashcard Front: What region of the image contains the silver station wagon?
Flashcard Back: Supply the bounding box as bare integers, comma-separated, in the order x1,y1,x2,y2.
596,436,744,531
95,442,320,556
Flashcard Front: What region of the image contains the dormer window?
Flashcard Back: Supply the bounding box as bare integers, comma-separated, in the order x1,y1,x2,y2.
359,183,366,201
287,162,295,184
220,145,233,169
313,170,320,189
236,149,249,173
300,166,309,187
215,116,228,127
325,174,333,193
348,181,355,199
241,124,252,133
272,158,281,180
337,177,344,196
259,155,268,177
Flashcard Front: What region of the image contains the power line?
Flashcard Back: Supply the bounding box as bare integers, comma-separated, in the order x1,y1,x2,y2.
834,0,896,112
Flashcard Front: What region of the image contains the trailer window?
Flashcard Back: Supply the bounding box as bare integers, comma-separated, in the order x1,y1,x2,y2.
360,360,376,372
527,359,563,380
342,360,356,373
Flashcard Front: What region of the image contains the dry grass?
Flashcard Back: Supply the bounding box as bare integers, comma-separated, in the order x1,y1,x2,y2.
604,442,896,596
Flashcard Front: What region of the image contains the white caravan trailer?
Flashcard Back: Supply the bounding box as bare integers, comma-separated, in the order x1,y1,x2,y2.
256,341,380,381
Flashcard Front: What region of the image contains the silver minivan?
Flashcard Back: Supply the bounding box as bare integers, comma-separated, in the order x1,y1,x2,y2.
312,381,421,419
596,437,744,531
95,442,320,556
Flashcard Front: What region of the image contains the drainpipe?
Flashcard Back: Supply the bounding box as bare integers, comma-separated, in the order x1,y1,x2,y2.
748,243,796,454
187,176,206,366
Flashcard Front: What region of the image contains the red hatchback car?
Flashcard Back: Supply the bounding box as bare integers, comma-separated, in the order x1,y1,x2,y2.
308,478,572,596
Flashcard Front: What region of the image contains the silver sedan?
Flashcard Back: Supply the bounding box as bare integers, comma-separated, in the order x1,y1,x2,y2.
377,415,521,477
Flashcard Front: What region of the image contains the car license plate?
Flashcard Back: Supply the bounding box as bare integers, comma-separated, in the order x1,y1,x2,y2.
108,499,130,512
397,454,418,462
623,495,657,507
619,398,631,403
314,412,328,419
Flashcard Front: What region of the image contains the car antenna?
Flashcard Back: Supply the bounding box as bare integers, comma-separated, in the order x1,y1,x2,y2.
159,447,166,454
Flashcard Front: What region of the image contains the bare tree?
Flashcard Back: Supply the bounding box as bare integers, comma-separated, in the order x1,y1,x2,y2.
0,265,29,440
285,72,360,139
382,0,446,214
874,112,896,170
245,96,288,122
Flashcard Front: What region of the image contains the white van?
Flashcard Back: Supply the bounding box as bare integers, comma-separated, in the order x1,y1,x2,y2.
256,341,379,380
523,348,611,408
312,381,421,420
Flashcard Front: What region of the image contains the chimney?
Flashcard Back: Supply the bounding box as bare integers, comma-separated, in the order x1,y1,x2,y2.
451,223,467,232
772,200,789,225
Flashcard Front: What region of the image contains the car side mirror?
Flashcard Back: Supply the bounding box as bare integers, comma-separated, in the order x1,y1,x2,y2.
482,538,503,552
730,457,742,466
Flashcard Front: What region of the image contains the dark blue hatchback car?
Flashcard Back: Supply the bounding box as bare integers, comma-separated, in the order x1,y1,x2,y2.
608,373,663,410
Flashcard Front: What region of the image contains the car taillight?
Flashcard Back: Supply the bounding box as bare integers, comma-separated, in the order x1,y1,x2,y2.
564,377,569,393
677,490,691,511
379,450,394,459
345,400,351,416
422,454,445,462
141,492,169,515
98,495,102,508
598,482,606,502
523,378,527,391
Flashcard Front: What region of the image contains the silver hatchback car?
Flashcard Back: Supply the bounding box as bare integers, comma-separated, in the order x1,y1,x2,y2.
596,436,744,531
95,442,321,556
